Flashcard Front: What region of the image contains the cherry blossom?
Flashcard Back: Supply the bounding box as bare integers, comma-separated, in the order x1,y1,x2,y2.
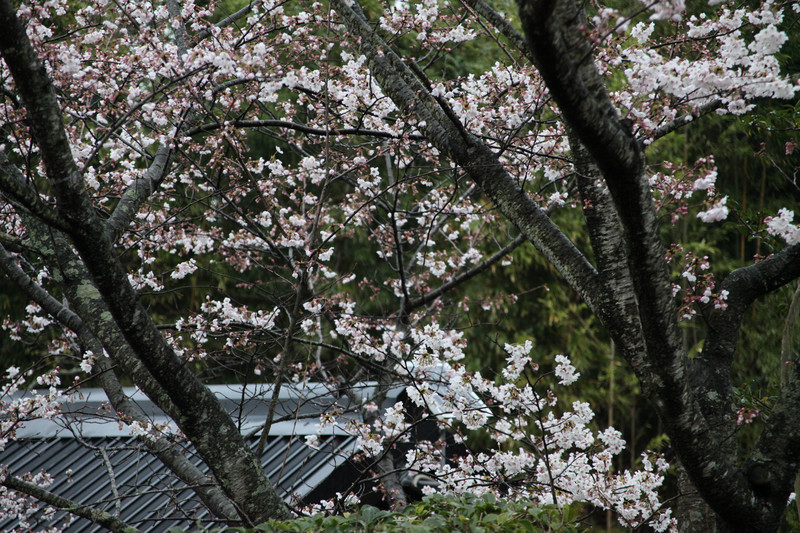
696,196,730,223
766,208,800,245
0,0,797,529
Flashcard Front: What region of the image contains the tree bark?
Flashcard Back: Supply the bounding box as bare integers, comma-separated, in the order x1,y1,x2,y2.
0,1,291,524
0,475,139,533
329,0,800,529
513,0,800,530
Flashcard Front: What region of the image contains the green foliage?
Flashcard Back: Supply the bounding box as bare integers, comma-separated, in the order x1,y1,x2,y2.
170,494,583,533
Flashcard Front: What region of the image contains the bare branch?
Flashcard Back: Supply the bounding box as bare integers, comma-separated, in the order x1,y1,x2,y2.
332,0,604,318
184,119,426,140
91,358,240,521
192,3,255,44
105,145,172,243
460,0,530,55
650,100,724,141
0,151,70,232
406,233,526,312
0,238,240,522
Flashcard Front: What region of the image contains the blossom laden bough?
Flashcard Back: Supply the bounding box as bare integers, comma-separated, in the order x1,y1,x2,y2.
0,0,798,530
307,328,675,531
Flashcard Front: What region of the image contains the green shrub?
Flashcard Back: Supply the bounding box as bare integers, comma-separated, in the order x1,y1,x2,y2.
173,494,583,533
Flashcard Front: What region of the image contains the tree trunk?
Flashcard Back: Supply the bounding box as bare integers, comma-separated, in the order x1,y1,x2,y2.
0,2,292,523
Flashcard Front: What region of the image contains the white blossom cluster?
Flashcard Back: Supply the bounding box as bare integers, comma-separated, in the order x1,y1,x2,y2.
0,368,66,526
379,0,476,44
765,208,800,245
3,0,799,529
620,0,796,136
307,332,675,531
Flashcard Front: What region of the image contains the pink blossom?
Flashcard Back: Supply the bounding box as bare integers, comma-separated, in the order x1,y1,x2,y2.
697,196,729,223
765,208,800,245
736,407,759,425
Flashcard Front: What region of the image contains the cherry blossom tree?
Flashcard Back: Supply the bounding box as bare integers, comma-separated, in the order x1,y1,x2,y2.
0,0,798,531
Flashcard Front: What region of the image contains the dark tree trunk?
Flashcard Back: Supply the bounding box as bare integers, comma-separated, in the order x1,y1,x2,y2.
0,2,291,524
330,0,800,529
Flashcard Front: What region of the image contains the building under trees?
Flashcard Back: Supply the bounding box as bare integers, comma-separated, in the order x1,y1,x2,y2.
0,0,799,531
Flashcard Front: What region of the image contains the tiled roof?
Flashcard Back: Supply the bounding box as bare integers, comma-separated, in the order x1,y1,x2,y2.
2,433,356,532
0,384,389,532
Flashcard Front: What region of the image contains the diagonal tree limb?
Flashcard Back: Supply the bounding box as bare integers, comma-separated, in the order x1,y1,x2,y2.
566,131,657,385
650,100,723,141
0,230,24,252
460,0,530,55
23,213,269,523
91,357,240,521
18,215,185,424
0,2,290,523
514,0,800,530
192,3,256,44
0,473,139,533
331,0,605,319
0,151,70,232
515,0,682,375
0,239,239,521
516,0,643,177
462,0,657,385
0,5,83,194
184,119,427,140
406,233,526,313
105,145,173,243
